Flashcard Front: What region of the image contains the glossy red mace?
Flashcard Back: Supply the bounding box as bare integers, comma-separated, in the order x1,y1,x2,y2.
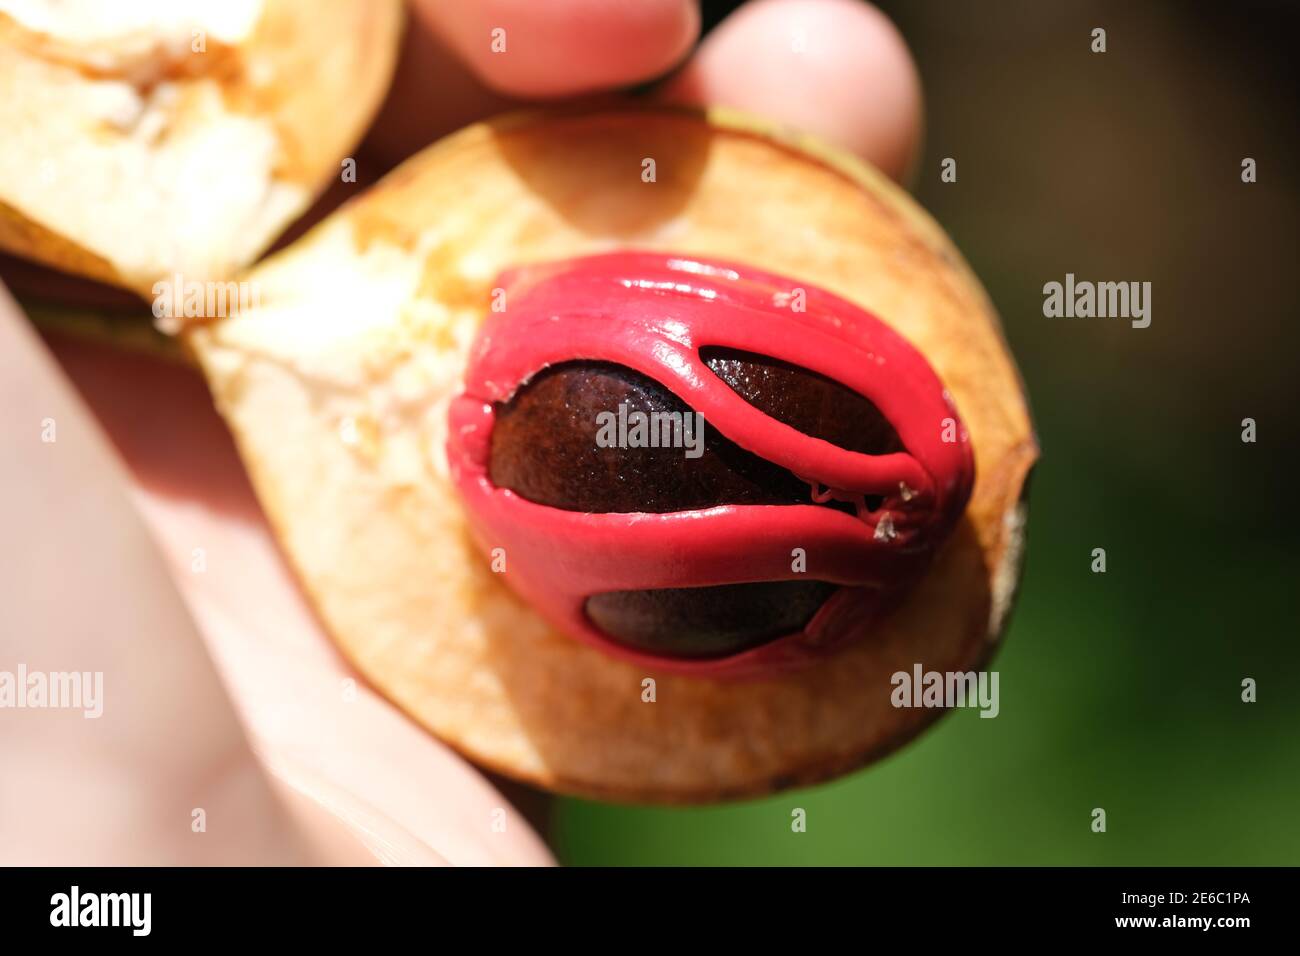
447,251,974,679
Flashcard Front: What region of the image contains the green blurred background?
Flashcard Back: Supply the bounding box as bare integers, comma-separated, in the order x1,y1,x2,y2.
554,0,1300,864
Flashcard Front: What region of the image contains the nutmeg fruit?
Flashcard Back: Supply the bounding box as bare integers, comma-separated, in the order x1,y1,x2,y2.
187,107,1038,802
0,0,402,296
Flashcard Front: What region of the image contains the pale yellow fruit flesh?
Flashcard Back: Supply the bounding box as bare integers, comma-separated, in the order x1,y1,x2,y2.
0,0,402,296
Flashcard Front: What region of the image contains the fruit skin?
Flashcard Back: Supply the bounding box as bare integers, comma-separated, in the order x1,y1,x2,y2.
448,250,975,678
190,106,1038,802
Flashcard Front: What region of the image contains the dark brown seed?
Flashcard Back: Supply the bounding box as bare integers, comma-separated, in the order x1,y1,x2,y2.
586,580,838,659
487,352,899,656
699,347,904,458
489,352,900,513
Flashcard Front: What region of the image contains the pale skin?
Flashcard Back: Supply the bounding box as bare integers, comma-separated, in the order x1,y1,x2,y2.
0,0,921,866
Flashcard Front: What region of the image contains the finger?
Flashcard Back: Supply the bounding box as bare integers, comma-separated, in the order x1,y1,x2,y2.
45,333,554,866
369,0,700,166
413,0,700,98
0,287,359,864
657,0,922,181
363,2,517,168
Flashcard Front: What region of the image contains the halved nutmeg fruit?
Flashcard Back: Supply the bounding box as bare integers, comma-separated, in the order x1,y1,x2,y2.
0,0,402,295
182,107,1038,802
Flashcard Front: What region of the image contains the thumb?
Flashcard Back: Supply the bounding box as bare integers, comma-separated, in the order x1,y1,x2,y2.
0,285,365,865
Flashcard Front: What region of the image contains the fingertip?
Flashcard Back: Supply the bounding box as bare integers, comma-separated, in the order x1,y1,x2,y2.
658,0,922,181
428,0,701,98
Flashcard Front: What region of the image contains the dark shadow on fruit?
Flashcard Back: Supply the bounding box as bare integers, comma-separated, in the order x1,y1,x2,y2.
491,111,710,237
